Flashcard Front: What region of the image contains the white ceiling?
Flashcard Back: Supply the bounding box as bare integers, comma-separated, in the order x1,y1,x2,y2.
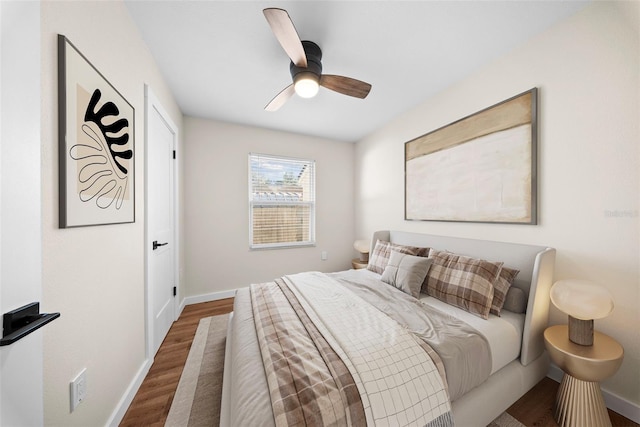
125,1,588,142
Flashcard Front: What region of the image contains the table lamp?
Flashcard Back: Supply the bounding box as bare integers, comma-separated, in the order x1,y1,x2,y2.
550,279,614,346
353,239,370,263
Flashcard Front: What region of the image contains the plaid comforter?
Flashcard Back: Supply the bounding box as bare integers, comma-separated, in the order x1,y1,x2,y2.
250,272,453,427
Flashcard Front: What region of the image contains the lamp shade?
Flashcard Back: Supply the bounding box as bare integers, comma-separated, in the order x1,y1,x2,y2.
353,239,370,254
550,279,614,320
353,239,371,262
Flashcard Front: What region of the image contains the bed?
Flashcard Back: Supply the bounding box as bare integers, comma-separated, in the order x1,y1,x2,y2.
220,230,556,426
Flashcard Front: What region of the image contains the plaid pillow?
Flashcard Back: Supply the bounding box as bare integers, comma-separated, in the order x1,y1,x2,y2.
366,240,430,274
426,249,503,319
490,266,520,316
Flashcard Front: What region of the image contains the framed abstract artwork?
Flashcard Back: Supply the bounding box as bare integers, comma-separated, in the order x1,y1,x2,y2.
58,34,135,228
405,88,537,224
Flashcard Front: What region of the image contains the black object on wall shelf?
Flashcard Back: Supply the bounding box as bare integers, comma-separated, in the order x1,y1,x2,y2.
0,302,60,346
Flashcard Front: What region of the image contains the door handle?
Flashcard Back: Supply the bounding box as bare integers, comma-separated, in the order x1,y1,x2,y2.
153,240,168,250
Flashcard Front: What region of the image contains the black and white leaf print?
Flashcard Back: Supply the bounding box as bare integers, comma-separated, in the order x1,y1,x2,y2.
69,89,133,210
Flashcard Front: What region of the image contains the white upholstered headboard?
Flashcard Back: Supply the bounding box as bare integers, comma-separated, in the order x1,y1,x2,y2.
371,230,556,366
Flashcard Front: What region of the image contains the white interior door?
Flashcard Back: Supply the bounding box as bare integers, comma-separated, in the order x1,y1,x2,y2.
1,2,45,425
146,87,178,357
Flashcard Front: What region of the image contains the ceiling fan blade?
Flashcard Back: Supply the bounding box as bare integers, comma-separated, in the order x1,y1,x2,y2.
263,8,307,68
265,84,296,112
320,75,371,99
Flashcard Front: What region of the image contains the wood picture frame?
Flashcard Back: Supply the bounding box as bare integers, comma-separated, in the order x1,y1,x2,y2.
405,88,537,224
58,34,135,228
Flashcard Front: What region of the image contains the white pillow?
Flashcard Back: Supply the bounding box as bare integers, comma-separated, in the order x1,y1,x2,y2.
381,250,433,298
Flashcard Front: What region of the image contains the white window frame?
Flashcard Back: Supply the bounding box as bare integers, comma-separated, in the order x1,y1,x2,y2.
248,153,316,250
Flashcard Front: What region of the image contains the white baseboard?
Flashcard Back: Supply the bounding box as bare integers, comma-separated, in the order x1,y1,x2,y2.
178,297,186,318
106,358,152,427
183,289,237,306
548,364,640,424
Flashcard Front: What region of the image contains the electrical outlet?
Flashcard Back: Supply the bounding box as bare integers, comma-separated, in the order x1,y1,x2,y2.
70,368,87,412
321,251,328,260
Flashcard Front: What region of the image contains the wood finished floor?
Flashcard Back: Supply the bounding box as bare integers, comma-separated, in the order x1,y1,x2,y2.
120,299,638,427
119,298,233,427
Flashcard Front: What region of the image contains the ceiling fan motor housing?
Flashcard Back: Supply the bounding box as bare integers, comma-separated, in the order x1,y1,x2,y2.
290,40,323,80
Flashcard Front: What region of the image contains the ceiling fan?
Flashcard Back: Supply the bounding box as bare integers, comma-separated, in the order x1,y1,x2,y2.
263,8,372,111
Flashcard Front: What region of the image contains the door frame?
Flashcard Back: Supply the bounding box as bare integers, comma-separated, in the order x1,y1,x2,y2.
144,85,180,360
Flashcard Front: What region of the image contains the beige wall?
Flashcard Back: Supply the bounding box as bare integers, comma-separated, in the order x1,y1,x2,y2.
183,117,355,298
40,1,183,425
355,1,639,407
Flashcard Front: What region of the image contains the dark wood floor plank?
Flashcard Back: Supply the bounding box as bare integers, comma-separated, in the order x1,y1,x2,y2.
121,297,637,427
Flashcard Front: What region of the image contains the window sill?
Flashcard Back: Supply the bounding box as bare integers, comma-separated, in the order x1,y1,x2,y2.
250,242,316,251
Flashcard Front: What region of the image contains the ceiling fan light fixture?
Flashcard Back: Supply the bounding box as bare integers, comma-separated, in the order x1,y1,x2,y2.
293,72,320,98
262,9,371,111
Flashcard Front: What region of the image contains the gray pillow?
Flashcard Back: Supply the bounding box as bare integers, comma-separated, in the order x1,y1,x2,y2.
502,286,527,313
381,250,433,299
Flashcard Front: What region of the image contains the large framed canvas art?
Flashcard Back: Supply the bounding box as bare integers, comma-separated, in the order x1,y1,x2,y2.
58,35,135,228
405,88,537,224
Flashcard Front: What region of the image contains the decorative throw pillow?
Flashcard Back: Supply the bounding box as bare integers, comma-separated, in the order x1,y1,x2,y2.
490,266,520,316
381,250,433,299
503,287,527,314
426,249,502,319
367,240,430,274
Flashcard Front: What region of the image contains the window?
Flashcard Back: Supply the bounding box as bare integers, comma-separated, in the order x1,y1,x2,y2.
249,153,315,249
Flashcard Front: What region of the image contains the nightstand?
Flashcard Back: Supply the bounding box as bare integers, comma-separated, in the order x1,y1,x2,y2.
544,325,624,427
351,258,367,269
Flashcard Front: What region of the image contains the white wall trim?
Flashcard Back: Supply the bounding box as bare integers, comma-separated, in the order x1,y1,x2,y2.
178,298,186,319
106,358,152,427
548,365,640,424
183,289,237,307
